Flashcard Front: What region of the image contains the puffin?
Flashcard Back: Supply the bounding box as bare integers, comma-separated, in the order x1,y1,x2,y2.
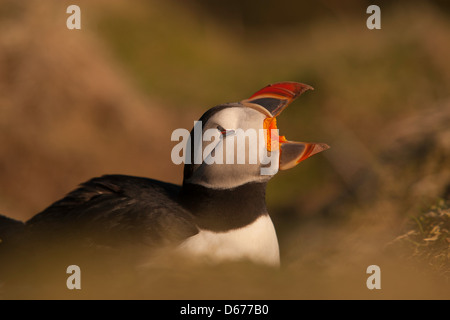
0,82,329,268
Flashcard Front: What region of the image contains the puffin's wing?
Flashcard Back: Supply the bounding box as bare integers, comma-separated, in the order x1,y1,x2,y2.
26,175,199,248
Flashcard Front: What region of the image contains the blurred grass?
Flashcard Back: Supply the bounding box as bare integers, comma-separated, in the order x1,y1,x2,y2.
0,0,449,299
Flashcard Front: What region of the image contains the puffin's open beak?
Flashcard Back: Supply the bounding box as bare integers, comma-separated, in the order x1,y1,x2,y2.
241,82,330,170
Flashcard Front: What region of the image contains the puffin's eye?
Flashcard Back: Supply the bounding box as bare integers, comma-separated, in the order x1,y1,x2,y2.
217,125,227,135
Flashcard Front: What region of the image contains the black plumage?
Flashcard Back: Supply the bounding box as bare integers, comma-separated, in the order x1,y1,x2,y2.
0,175,203,290
0,82,328,296
26,175,199,248
0,214,25,244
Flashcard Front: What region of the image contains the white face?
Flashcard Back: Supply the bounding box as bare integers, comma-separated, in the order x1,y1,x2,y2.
185,106,279,189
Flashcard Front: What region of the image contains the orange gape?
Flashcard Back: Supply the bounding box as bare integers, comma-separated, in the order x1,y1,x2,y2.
263,117,287,152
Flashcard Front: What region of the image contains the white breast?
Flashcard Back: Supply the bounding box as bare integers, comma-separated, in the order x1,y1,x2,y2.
177,215,280,267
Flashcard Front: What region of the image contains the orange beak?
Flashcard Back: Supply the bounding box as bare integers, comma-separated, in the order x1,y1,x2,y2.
242,82,330,170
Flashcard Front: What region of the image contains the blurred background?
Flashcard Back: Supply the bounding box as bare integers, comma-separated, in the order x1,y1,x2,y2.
0,0,449,298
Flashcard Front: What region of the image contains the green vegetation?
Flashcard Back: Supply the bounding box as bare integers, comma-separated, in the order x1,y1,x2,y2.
390,200,450,280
